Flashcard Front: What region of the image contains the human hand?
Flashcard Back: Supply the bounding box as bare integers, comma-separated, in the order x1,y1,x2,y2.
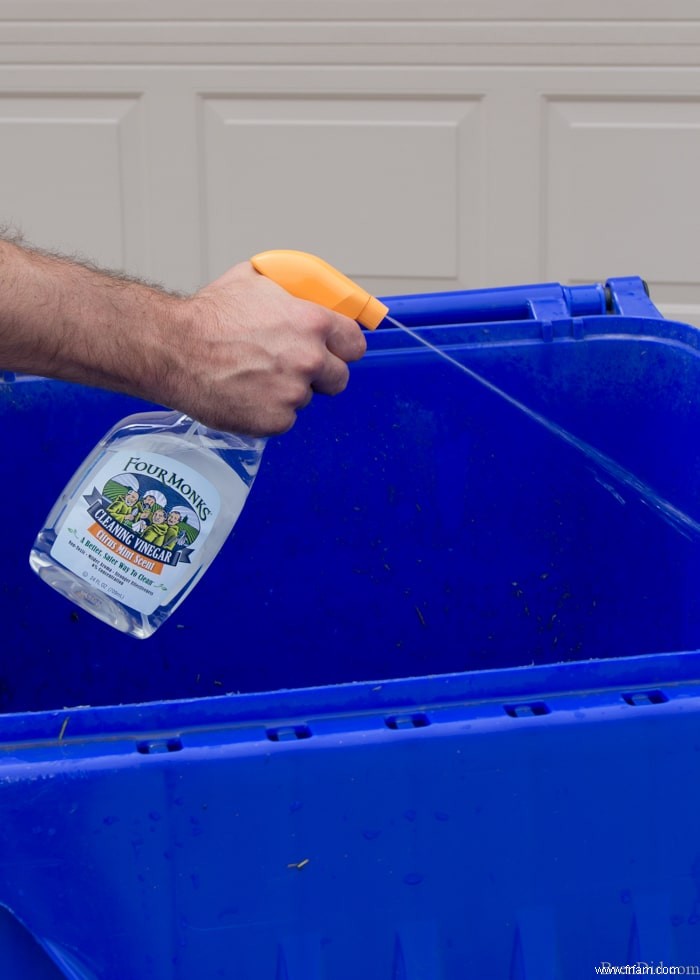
166,261,368,435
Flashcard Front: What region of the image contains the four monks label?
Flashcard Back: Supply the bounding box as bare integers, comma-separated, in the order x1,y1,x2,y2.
30,411,265,638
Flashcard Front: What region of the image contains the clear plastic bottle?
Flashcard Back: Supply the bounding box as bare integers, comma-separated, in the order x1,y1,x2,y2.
30,411,265,638
30,250,388,640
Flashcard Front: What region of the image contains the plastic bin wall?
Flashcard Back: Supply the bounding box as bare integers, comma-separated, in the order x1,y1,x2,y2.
1,276,700,978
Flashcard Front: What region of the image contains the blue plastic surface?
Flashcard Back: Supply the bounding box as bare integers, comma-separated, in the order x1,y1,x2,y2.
2,276,700,977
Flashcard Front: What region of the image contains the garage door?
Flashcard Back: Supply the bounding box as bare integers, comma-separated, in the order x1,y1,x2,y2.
1,0,699,325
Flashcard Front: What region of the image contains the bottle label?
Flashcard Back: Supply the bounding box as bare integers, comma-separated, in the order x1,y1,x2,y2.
50,450,221,615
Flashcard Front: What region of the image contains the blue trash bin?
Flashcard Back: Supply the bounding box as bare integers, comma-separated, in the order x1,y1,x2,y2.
1,276,699,978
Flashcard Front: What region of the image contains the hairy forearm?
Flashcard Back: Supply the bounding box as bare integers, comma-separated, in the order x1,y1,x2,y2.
0,236,366,435
0,238,184,401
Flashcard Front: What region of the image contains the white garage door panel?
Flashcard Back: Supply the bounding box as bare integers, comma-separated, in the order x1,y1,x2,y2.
200,95,482,287
0,94,147,271
546,98,700,300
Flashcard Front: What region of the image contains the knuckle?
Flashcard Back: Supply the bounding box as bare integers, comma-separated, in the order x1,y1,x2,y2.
259,402,297,436
288,345,324,381
282,377,313,411
330,322,367,363
332,364,350,394
353,330,368,358
321,363,349,396
305,304,332,334
272,413,297,435
304,349,326,377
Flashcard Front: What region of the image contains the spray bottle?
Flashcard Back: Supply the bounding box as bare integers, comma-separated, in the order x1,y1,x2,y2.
29,251,389,639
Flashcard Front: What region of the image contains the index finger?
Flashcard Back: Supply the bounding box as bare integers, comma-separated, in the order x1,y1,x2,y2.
325,313,368,364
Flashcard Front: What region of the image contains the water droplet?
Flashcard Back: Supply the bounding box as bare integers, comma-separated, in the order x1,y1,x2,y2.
403,872,423,886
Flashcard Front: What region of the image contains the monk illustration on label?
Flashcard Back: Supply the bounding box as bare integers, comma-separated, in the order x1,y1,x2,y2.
99,472,201,563
142,508,168,546
163,511,182,551
107,488,140,526
130,493,156,532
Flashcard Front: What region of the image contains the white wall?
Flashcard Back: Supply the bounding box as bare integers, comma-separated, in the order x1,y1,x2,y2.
1,1,700,324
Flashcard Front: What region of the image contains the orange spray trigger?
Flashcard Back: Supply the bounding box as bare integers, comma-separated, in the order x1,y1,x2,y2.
250,250,388,330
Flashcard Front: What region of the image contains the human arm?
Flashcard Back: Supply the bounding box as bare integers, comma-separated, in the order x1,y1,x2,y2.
0,237,367,436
